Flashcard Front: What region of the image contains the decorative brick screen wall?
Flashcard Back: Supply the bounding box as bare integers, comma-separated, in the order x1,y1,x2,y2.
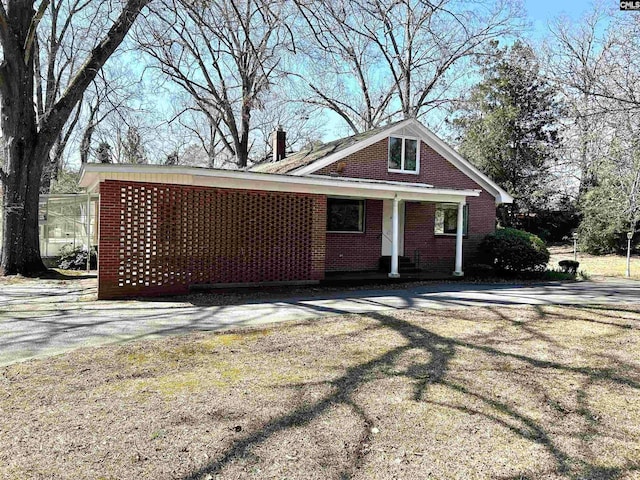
98,180,326,299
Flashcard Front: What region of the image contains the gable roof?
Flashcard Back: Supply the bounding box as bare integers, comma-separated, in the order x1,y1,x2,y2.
251,120,410,175
252,118,513,204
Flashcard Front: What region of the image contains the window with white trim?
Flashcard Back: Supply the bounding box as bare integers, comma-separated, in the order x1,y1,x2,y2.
327,198,365,232
434,203,468,235
388,136,419,173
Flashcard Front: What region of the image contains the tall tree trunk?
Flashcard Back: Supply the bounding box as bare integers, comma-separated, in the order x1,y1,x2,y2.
1,147,48,275
40,135,61,194
0,0,46,274
0,0,149,276
237,88,251,168
80,101,98,164
80,123,96,164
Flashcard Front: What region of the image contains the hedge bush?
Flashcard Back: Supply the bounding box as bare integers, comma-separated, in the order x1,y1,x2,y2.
479,228,549,273
467,263,495,278
558,260,579,275
58,244,97,270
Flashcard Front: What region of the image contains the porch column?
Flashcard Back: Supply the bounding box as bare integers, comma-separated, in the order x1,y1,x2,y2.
389,195,400,278
454,201,464,276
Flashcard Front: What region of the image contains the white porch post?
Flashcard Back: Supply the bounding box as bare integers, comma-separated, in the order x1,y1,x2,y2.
389,195,400,278
86,193,91,272
454,201,465,276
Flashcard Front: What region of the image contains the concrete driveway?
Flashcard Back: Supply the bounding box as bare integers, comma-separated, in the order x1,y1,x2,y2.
1,278,639,365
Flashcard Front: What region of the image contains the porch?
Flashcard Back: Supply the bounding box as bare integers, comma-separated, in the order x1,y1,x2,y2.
325,197,471,278
80,164,481,299
322,269,459,286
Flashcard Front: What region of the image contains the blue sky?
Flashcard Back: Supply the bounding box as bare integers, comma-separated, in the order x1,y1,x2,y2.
526,0,596,37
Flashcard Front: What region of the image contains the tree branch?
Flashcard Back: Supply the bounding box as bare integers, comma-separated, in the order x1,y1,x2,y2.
24,0,50,64
40,0,150,141
0,1,9,44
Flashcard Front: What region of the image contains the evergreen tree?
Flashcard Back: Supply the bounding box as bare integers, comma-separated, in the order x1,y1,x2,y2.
95,142,113,164
454,41,562,225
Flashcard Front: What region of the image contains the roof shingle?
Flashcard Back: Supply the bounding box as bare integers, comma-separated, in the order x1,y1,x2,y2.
251,121,404,174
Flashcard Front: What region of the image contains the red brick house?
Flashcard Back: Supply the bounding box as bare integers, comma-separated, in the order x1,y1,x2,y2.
80,119,512,299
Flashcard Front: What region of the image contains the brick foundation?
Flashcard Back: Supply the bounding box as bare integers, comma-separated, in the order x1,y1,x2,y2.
98,180,326,299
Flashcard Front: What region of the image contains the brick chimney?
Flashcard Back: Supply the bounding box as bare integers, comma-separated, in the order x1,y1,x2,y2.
272,125,286,162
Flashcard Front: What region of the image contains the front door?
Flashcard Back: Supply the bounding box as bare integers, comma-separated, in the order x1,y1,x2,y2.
381,199,405,256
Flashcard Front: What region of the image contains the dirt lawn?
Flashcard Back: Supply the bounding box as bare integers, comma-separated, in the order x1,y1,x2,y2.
550,244,640,280
1,304,639,479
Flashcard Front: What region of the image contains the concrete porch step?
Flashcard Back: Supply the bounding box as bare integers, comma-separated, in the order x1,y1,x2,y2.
378,256,420,273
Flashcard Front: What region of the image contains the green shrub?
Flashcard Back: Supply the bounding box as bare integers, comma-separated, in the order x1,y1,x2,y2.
467,263,495,278
578,185,629,254
543,269,575,281
558,260,579,275
58,244,97,270
479,228,549,273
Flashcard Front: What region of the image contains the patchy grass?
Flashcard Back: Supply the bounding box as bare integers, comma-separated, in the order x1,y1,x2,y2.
550,244,640,280
2,305,640,479
542,269,577,281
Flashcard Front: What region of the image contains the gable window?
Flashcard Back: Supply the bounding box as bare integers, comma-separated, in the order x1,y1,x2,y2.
435,203,468,235
327,198,365,233
388,136,419,173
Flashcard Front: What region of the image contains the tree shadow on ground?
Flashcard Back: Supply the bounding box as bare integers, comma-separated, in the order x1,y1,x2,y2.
37,269,97,280
183,307,640,480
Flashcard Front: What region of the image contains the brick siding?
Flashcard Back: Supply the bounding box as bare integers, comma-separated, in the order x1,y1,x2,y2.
97,137,498,296
98,180,326,299
319,139,497,271
403,194,496,272
325,199,383,272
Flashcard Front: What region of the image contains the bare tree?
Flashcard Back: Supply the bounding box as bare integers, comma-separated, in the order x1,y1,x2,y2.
295,0,523,134
34,1,144,191
546,8,640,200
78,63,142,165
554,15,640,111
0,0,150,275
294,0,393,133
249,89,325,162
119,126,147,164
34,0,94,192
544,6,640,250
546,9,618,197
138,0,294,168
170,102,226,168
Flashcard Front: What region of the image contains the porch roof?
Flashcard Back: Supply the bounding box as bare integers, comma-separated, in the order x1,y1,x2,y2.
79,164,480,203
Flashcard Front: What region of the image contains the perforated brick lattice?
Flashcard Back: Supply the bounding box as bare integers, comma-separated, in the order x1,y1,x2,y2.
98,180,326,299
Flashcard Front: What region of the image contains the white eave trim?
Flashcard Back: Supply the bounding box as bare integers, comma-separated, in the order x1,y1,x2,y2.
413,122,514,205
291,119,414,177
291,118,514,205
79,163,479,203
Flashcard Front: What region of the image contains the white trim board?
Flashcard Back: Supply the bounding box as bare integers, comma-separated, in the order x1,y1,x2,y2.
79,163,479,204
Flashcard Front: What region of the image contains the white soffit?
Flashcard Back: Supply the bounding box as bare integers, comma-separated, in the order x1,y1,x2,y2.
79,164,479,203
